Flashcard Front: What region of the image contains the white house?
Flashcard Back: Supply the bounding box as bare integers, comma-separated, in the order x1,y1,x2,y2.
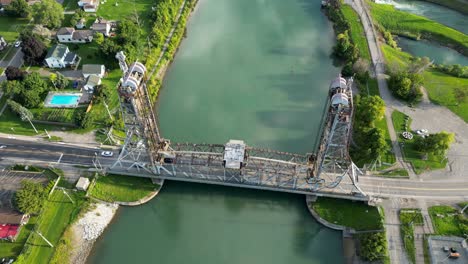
56,27,93,43
91,18,111,37
76,18,86,29
44,44,79,69
78,0,99,12
84,75,101,92
82,64,105,78
0,36,6,51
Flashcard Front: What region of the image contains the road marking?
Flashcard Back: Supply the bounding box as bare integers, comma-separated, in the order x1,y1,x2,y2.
57,153,63,164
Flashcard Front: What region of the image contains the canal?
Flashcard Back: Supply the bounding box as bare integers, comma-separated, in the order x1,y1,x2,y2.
88,0,343,263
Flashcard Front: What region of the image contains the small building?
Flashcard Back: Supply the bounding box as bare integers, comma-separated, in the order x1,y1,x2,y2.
76,18,86,29
82,64,105,78
44,44,79,69
78,0,99,12
76,177,90,191
223,140,246,169
84,74,101,92
0,36,6,51
91,18,111,37
56,27,93,43
0,208,29,242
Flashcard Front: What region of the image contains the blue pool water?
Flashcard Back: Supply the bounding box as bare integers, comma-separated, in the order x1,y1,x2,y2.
49,94,81,106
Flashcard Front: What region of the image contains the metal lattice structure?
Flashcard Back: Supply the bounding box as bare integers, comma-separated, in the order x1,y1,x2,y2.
109,54,366,200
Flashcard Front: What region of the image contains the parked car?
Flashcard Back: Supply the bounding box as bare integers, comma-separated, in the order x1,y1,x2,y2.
0,145,6,149
449,252,460,259
14,41,21,48
101,151,113,157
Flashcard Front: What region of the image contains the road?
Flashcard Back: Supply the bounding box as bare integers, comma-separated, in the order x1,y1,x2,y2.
1,138,467,200
0,47,24,82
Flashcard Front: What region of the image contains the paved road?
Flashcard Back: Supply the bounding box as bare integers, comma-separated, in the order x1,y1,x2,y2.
0,48,24,83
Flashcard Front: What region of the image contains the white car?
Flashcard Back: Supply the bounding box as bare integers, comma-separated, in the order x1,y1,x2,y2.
0,145,6,149
14,41,21,48
101,151,113,157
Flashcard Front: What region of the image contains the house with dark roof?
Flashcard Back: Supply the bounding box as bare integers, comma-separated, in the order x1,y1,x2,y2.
44,44,80,68
56,27,93,43
0,208,29,242
82,64,105,78
0,0,13,6
91,18,111,37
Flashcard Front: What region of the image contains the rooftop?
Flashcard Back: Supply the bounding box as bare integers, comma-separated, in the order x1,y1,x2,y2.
82,64,104,75
223,140,246,169
0,208,26,225
45,44,68,59
56,27,75,36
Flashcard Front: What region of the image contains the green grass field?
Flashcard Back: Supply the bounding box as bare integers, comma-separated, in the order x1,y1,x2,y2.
400,209,424,264
0,217,37,258
31,107,85,124
89,174,157,202
21,191,86,264
391,110,446,174
379,168,409,177
62,0,79,11
0,17,29,43
342,5,371,61
369,2,468,55
97,0,153,35
312,198,383,231
423,69,468,122
381,44,412,70
429,205,467,236
0,108,72,136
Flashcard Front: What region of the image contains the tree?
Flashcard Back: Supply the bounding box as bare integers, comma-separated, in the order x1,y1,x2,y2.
6,0,31,18
32,0,64,29
7,99,33,122
415,131,455,155
70,9,85,27
10,72,50,108
355,95,385,128
95,32,105,45
388,71,423,102
49,72,69,89
20,33,47,65
358,232,387,261
2,80,23,97
364,128,388,159
5,66,25,81
15,180,46,214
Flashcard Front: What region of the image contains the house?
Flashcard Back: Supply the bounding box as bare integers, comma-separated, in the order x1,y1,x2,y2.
82,64,105,78
91,18,111,37
76,18,86,29
75,177,90,191
0,208,29,242
56,27,93,43
0,36,6,51
78,0,99,12
84,75,101,92
44,44,79,68
0,0,12,6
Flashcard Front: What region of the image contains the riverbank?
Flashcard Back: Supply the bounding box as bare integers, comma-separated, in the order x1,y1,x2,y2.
369,1,468,56
66,203,118,264
422,0,468,15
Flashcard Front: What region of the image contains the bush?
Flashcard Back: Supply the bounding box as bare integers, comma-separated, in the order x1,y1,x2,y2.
358,232,387,261
15,180,46,214
388,71,423,102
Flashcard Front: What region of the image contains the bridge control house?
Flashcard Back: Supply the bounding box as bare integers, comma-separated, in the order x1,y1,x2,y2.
223,140,246,169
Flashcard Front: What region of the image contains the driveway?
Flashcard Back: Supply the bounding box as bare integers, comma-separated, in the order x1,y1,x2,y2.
0,48,24,82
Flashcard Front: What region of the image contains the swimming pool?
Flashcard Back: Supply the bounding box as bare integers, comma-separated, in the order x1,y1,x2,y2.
44,93,82,108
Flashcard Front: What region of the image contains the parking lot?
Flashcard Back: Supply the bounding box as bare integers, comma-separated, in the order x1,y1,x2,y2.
428,236,468,264
0,170,48,208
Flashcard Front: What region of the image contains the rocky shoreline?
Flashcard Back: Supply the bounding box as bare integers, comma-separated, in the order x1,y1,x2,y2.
69,202,119,264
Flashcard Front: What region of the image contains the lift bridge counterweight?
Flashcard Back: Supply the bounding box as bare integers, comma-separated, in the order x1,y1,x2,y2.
109,52,366,199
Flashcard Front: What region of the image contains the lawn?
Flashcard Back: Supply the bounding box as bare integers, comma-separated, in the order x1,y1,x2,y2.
423,69,468,122
97,0,153,35
89,174,158,202
369,1,468,55
375,115,397,167
429,205,467,236
381,44,412,70
0,108,72,136
62,0,79,11
0,217,37,258
391,110,447,174
0,17,29,43
21,191,86,264
400,209,424,264
379,168,409,177
342,5,371,61
69,42,103,65
311,198,383,231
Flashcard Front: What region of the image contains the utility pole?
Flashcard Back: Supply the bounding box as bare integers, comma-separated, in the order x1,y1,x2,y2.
103,100,113,121
62,189,74,204
26,115,38,134
36,231,53,248
44,129,51,139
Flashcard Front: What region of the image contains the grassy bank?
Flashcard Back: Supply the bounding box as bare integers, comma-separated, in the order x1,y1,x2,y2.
423,69,468,122
369,2,468,56
391,110,447,174
89,174,157,202
20,191,87,264
400,209,424,264
0,217,37,258
422,0,468,15
311,198,383,231
342,5,371,61
429,205,468,236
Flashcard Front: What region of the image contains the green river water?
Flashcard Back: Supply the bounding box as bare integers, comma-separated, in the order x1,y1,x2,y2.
89,0,344,263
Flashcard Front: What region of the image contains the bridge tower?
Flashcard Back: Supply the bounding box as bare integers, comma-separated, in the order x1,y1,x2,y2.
312,76,365,195
111,52,169,174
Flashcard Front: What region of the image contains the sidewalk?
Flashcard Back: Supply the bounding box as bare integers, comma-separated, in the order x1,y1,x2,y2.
382,199,410,264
